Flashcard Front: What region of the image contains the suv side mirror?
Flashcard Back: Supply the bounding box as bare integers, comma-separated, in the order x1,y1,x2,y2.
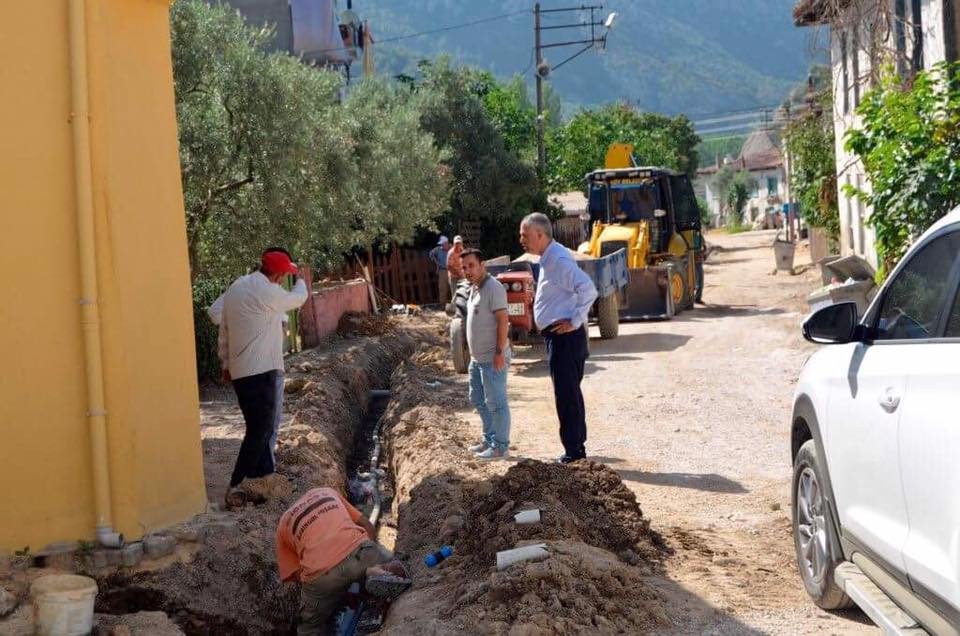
803,302,859,344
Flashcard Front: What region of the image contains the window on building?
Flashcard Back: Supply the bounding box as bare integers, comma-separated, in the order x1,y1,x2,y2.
767,176,778,195
852,24,861,107
911,0,924,71
840,31,850,114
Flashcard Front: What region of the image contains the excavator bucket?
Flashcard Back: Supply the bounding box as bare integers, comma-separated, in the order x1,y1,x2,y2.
619,265,675,320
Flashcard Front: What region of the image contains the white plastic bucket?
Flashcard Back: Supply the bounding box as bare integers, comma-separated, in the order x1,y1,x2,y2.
31,574,98,636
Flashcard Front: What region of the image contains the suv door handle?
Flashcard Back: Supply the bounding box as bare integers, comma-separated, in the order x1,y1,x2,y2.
879,387,901,413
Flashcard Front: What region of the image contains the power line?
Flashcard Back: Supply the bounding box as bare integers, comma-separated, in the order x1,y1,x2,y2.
300,9,529,57
690,103,784,123
693,109,772,127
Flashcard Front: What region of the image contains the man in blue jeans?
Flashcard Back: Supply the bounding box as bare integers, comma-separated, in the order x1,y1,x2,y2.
461,248,512,461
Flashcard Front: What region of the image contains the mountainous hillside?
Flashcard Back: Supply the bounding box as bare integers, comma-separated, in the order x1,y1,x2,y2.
361,0,822,118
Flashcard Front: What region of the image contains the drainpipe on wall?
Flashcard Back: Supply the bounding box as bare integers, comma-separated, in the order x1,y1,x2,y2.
68,0,123,549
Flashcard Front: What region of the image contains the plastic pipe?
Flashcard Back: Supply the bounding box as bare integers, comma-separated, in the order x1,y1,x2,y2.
496,544,549,570
69,0,122,548
514,509,542,525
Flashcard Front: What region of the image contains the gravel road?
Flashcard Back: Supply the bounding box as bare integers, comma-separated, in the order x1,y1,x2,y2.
498,230,879,634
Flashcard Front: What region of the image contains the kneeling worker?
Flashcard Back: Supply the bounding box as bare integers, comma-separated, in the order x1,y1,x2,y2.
277,487,410,633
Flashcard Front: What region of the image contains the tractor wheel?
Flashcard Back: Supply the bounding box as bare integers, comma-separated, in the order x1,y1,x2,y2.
666,257,693,313
597,293,619,340
450,318,469,374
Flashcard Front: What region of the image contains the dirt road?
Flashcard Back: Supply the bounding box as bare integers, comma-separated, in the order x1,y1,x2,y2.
493,230,877,634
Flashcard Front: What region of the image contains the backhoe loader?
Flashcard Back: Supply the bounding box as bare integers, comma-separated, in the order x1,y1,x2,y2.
578,143,704,319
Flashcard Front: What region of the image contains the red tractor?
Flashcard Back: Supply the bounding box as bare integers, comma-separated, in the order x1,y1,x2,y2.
449,251,627,374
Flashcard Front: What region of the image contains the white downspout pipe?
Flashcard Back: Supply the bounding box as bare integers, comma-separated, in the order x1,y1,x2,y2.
68,0,123,549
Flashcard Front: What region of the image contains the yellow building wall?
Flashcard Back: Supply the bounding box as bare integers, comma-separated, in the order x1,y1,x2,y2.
0,0,206,551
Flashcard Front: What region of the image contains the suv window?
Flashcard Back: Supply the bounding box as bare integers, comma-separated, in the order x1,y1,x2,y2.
876,231,960,340
945,289,960,337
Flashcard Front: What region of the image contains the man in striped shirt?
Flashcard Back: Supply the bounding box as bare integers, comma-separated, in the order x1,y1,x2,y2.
218,249,308,498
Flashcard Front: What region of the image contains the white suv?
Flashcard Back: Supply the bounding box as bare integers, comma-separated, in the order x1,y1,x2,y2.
792,207,960,634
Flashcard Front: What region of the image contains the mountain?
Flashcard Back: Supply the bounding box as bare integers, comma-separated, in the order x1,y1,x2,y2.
360,0,822,118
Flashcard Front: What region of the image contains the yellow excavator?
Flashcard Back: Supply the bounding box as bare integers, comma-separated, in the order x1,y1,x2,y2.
577,143,704,319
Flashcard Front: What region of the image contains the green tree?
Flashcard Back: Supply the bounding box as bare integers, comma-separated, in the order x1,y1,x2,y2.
171,0,450,379
468,72,537,160
726,172,753,226
416,59,543,255
784,93,839,240
845,62,960,273
172,0,449,281
546,103,700,192
334,78,452,262
710,165,736,210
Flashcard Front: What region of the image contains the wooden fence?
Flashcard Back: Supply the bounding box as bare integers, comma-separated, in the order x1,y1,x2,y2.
323,247,439,306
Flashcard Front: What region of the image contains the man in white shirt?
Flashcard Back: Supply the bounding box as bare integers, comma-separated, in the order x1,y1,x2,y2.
218,249,308,495
208,248,291,467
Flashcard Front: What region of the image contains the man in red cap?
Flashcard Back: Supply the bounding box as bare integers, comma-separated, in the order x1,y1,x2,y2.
218,248,308,501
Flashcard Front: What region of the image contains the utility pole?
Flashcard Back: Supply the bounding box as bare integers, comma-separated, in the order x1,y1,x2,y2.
533,4,616,184
535,3,545,180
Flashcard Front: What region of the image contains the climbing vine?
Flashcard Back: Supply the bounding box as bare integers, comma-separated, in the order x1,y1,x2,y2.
845,62,960,274
784,92,840,240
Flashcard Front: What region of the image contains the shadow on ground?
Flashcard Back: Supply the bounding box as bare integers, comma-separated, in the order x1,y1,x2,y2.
615,469,749,494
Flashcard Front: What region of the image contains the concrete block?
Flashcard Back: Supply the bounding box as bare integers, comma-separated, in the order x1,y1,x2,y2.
83,551,108,571
40,544,77,572
84,549,122,571
172,525,202,543
0,587,19,617
143,535,176,560
121,542,143,568
201,519,240,545
103,549,122,567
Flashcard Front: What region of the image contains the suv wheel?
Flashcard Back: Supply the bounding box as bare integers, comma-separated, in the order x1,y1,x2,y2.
792,439,852,610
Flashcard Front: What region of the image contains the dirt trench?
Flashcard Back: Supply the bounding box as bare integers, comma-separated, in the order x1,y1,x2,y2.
96,316,417,634
377,331,674,635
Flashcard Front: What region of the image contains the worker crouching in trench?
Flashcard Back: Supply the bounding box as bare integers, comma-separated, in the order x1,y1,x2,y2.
277,487,411,634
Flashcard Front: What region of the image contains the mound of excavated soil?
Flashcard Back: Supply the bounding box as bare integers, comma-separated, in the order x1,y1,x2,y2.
454,460,665,573
380,335,673,634
454,540,668,634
